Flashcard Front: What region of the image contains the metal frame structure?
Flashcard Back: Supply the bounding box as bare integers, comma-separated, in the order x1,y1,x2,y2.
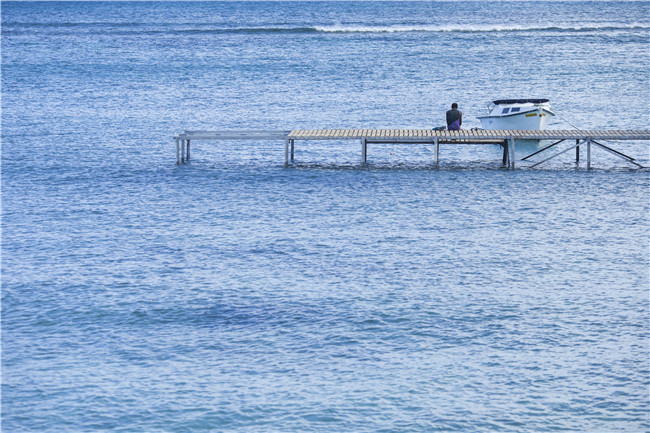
174,129,650,169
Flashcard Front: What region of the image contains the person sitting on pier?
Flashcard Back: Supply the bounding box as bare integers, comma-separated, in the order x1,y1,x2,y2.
446,103,462,130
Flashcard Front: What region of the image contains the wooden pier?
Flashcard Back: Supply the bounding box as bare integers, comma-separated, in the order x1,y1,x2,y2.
174,129,650,169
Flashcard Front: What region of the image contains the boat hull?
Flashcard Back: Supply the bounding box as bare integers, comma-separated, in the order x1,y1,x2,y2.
478,109,553,130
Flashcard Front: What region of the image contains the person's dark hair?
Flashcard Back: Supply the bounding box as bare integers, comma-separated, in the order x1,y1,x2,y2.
452,103,458,109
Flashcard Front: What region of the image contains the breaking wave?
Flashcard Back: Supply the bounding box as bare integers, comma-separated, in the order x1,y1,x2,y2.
310,23,649,34
4,22,648,36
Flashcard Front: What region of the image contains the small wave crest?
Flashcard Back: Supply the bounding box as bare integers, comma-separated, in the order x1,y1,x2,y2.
4,22,648,36
311,23,649,34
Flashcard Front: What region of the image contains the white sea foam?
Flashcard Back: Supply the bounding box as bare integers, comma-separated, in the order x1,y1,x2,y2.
312,23,649,33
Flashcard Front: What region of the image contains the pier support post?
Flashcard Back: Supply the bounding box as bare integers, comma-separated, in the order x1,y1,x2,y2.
575,139,579,163
529,139,584,169
509,137,516,169
186,139,190,161
290,139,294,161
175,138,180,165
522,139,566,161
181,138,186,163
284,138,290,168
434,137,439,167
361,138,367,165
502,140,508,165
587,139,591,170
591,139,637,162
591,140,645,168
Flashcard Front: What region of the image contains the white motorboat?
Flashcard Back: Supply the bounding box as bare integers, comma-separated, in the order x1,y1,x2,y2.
478,99,555,130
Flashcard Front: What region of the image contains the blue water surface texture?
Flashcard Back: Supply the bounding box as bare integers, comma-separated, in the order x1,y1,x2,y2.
2,1,649,432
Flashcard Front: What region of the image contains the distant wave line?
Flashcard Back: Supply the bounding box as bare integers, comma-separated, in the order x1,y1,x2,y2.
311,23,650,33
4,22,649,35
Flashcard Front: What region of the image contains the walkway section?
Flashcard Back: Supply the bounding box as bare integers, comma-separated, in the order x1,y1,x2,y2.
174,129,650,169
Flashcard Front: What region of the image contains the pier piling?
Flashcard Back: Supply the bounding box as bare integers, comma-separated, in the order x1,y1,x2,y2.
284,138,290,168
434,137,439,167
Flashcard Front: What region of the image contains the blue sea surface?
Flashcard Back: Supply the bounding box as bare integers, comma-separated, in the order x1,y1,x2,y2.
2,1,649,432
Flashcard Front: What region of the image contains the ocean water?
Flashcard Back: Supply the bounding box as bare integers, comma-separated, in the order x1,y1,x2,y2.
2,1,649,432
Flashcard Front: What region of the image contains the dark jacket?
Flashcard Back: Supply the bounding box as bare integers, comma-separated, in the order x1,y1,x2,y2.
446,109,461,126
